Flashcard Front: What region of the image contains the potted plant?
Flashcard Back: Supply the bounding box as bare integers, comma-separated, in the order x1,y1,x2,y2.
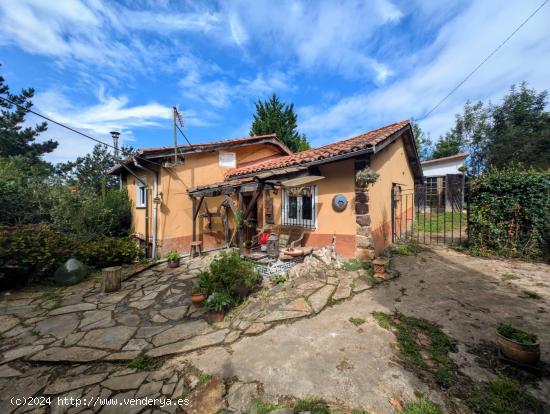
165,249,181,268
206,291,233,323
355,167,380,188
496,323,540,365
191,284,206,306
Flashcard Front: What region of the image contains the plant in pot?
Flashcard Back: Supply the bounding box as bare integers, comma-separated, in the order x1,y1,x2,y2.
205,291,233,323
191,283,206,306
355,167,379,188
165,249,181,268
496,323,540,365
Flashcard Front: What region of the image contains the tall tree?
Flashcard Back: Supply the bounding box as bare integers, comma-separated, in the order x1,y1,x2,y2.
487,83,550,170
250,93,310,152
0,65,58,162
55,144,119,194
433,83,549,174
411,122,433,161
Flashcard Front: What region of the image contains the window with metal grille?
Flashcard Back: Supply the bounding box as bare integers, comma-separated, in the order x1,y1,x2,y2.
281,186,317,228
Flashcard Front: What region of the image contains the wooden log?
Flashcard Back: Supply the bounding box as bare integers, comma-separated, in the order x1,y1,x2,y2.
102,266,122,292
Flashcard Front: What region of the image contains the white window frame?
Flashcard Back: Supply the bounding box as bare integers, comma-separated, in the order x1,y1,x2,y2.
282,186,317,228
136,176,147,208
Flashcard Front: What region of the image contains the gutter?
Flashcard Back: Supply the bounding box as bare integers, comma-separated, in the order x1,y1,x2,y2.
133,158,160,260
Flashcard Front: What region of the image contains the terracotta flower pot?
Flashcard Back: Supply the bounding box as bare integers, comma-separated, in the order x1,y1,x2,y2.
167,258,180,268
497,332,540,365
191,293,206,306
207,310,225,323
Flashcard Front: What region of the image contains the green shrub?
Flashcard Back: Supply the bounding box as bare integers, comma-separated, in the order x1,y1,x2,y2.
50,188,132,241
0,225,74,288
0,225,140,289
468,168,549,259
76,237,141,269
198,251,260,303
0,157,54,226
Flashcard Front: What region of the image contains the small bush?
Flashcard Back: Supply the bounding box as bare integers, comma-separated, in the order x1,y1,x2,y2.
0,225,140,289
0,225,74,288
76,237,141,269
198,251,260,303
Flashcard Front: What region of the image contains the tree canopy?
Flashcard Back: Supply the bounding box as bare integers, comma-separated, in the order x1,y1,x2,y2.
430,82,549,174
250,93,310,152
0,65,58,163
411,122,433,161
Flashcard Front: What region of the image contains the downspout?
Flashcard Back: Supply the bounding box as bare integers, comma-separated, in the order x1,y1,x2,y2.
118,162,150,258
133,158,159,259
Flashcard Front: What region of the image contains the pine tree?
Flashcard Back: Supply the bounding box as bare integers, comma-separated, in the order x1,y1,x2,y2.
55,144,121,194
250,93,310,152
0,65,58,163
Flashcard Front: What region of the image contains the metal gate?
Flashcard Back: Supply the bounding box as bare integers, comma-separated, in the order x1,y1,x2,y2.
391,175,468,246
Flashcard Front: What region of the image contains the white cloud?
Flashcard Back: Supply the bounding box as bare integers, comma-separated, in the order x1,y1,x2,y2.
176,51,294,108
299,0,550,144
32,89,174,162
221,0,403,83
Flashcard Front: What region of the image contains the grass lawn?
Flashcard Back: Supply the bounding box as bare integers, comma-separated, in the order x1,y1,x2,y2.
413,211,466,233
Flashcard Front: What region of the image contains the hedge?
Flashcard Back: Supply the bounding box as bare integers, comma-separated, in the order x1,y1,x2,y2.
468,168,549,260
0,225,141,289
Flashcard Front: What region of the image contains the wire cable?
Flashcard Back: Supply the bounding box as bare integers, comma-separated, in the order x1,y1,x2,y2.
0,95,164,167
419,0,549,120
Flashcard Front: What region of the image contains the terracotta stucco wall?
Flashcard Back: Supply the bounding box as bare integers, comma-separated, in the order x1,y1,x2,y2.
265,159,357,257
126,143,282,255
368,136,415,253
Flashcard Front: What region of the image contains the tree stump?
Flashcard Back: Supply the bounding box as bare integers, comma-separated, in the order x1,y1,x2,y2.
102,266,122,292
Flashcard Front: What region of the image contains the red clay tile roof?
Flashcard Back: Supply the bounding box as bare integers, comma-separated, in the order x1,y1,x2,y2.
225,120,411,178
139,133,292,155
421,152,469,165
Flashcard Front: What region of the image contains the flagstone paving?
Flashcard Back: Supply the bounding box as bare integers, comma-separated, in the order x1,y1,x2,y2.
0,250,389,413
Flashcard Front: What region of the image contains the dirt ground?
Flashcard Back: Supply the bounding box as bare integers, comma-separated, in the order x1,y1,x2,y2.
184,246,550,413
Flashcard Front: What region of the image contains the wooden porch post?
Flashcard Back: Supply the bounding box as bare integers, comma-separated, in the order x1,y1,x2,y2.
191,196,204,255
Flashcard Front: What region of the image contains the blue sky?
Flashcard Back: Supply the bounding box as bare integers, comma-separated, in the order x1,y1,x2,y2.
1,0,549,163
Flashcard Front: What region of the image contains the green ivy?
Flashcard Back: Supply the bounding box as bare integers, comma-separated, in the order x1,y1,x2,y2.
468,167,549,259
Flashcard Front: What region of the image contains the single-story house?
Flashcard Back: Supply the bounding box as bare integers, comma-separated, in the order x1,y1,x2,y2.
111,120,422,259
421,152,468,209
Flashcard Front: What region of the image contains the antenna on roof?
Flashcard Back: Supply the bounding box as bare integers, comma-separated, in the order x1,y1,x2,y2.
110,131,120,159
172,106,179,166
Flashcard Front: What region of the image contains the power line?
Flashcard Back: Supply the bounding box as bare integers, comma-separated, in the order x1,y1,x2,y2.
419,0,549,121
0,95,163,167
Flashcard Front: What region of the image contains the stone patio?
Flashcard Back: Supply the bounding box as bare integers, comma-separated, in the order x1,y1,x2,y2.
0,250,389,413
